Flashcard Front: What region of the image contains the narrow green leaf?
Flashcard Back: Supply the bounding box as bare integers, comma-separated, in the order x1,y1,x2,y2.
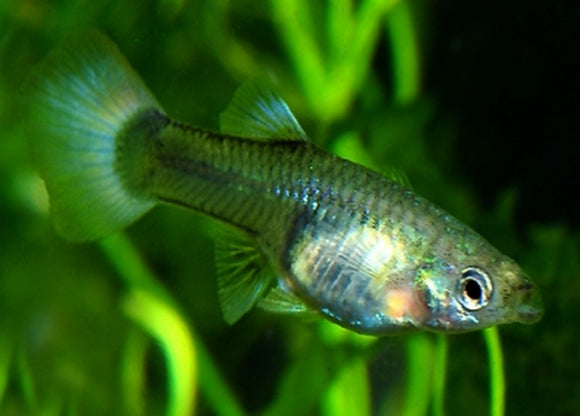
322,357,370,416
386,0,420,105
483,327,505,416
99,233,245,416
402,334,433,416
432,335,448,416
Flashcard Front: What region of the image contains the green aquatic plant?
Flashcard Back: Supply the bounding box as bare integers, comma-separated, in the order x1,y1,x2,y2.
272,0,401,122
101,234,245,416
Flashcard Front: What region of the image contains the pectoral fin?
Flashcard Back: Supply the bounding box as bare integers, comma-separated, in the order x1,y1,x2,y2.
380,166,414,190
258,284,314,316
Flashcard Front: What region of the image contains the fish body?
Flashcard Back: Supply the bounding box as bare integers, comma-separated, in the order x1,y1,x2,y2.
28,31,542,334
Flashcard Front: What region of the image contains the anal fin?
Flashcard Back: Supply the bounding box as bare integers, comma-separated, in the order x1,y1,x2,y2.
215,226,275,324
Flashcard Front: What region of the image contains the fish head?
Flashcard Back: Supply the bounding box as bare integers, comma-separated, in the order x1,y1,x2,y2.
416,244,543,332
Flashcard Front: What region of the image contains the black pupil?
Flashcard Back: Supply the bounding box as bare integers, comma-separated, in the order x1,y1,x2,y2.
464,278,482,301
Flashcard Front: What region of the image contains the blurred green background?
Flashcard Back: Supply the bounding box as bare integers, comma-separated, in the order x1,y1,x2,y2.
1,0,579,415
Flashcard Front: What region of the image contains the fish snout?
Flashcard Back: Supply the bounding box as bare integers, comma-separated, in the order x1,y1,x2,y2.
514,280,543,324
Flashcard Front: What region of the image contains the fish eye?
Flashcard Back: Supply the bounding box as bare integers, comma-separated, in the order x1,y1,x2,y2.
457,267,493,311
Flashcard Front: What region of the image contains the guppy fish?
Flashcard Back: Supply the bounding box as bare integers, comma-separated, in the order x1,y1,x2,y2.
28,31,542,334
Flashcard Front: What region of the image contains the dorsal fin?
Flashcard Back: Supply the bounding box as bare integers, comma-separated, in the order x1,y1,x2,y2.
219,79,308,141
214,225,276,324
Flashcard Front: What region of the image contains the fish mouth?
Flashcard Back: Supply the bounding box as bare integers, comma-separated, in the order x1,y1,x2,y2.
514,281,543,324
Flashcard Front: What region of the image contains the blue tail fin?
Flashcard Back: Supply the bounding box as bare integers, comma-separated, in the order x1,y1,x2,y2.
28,31,161,241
